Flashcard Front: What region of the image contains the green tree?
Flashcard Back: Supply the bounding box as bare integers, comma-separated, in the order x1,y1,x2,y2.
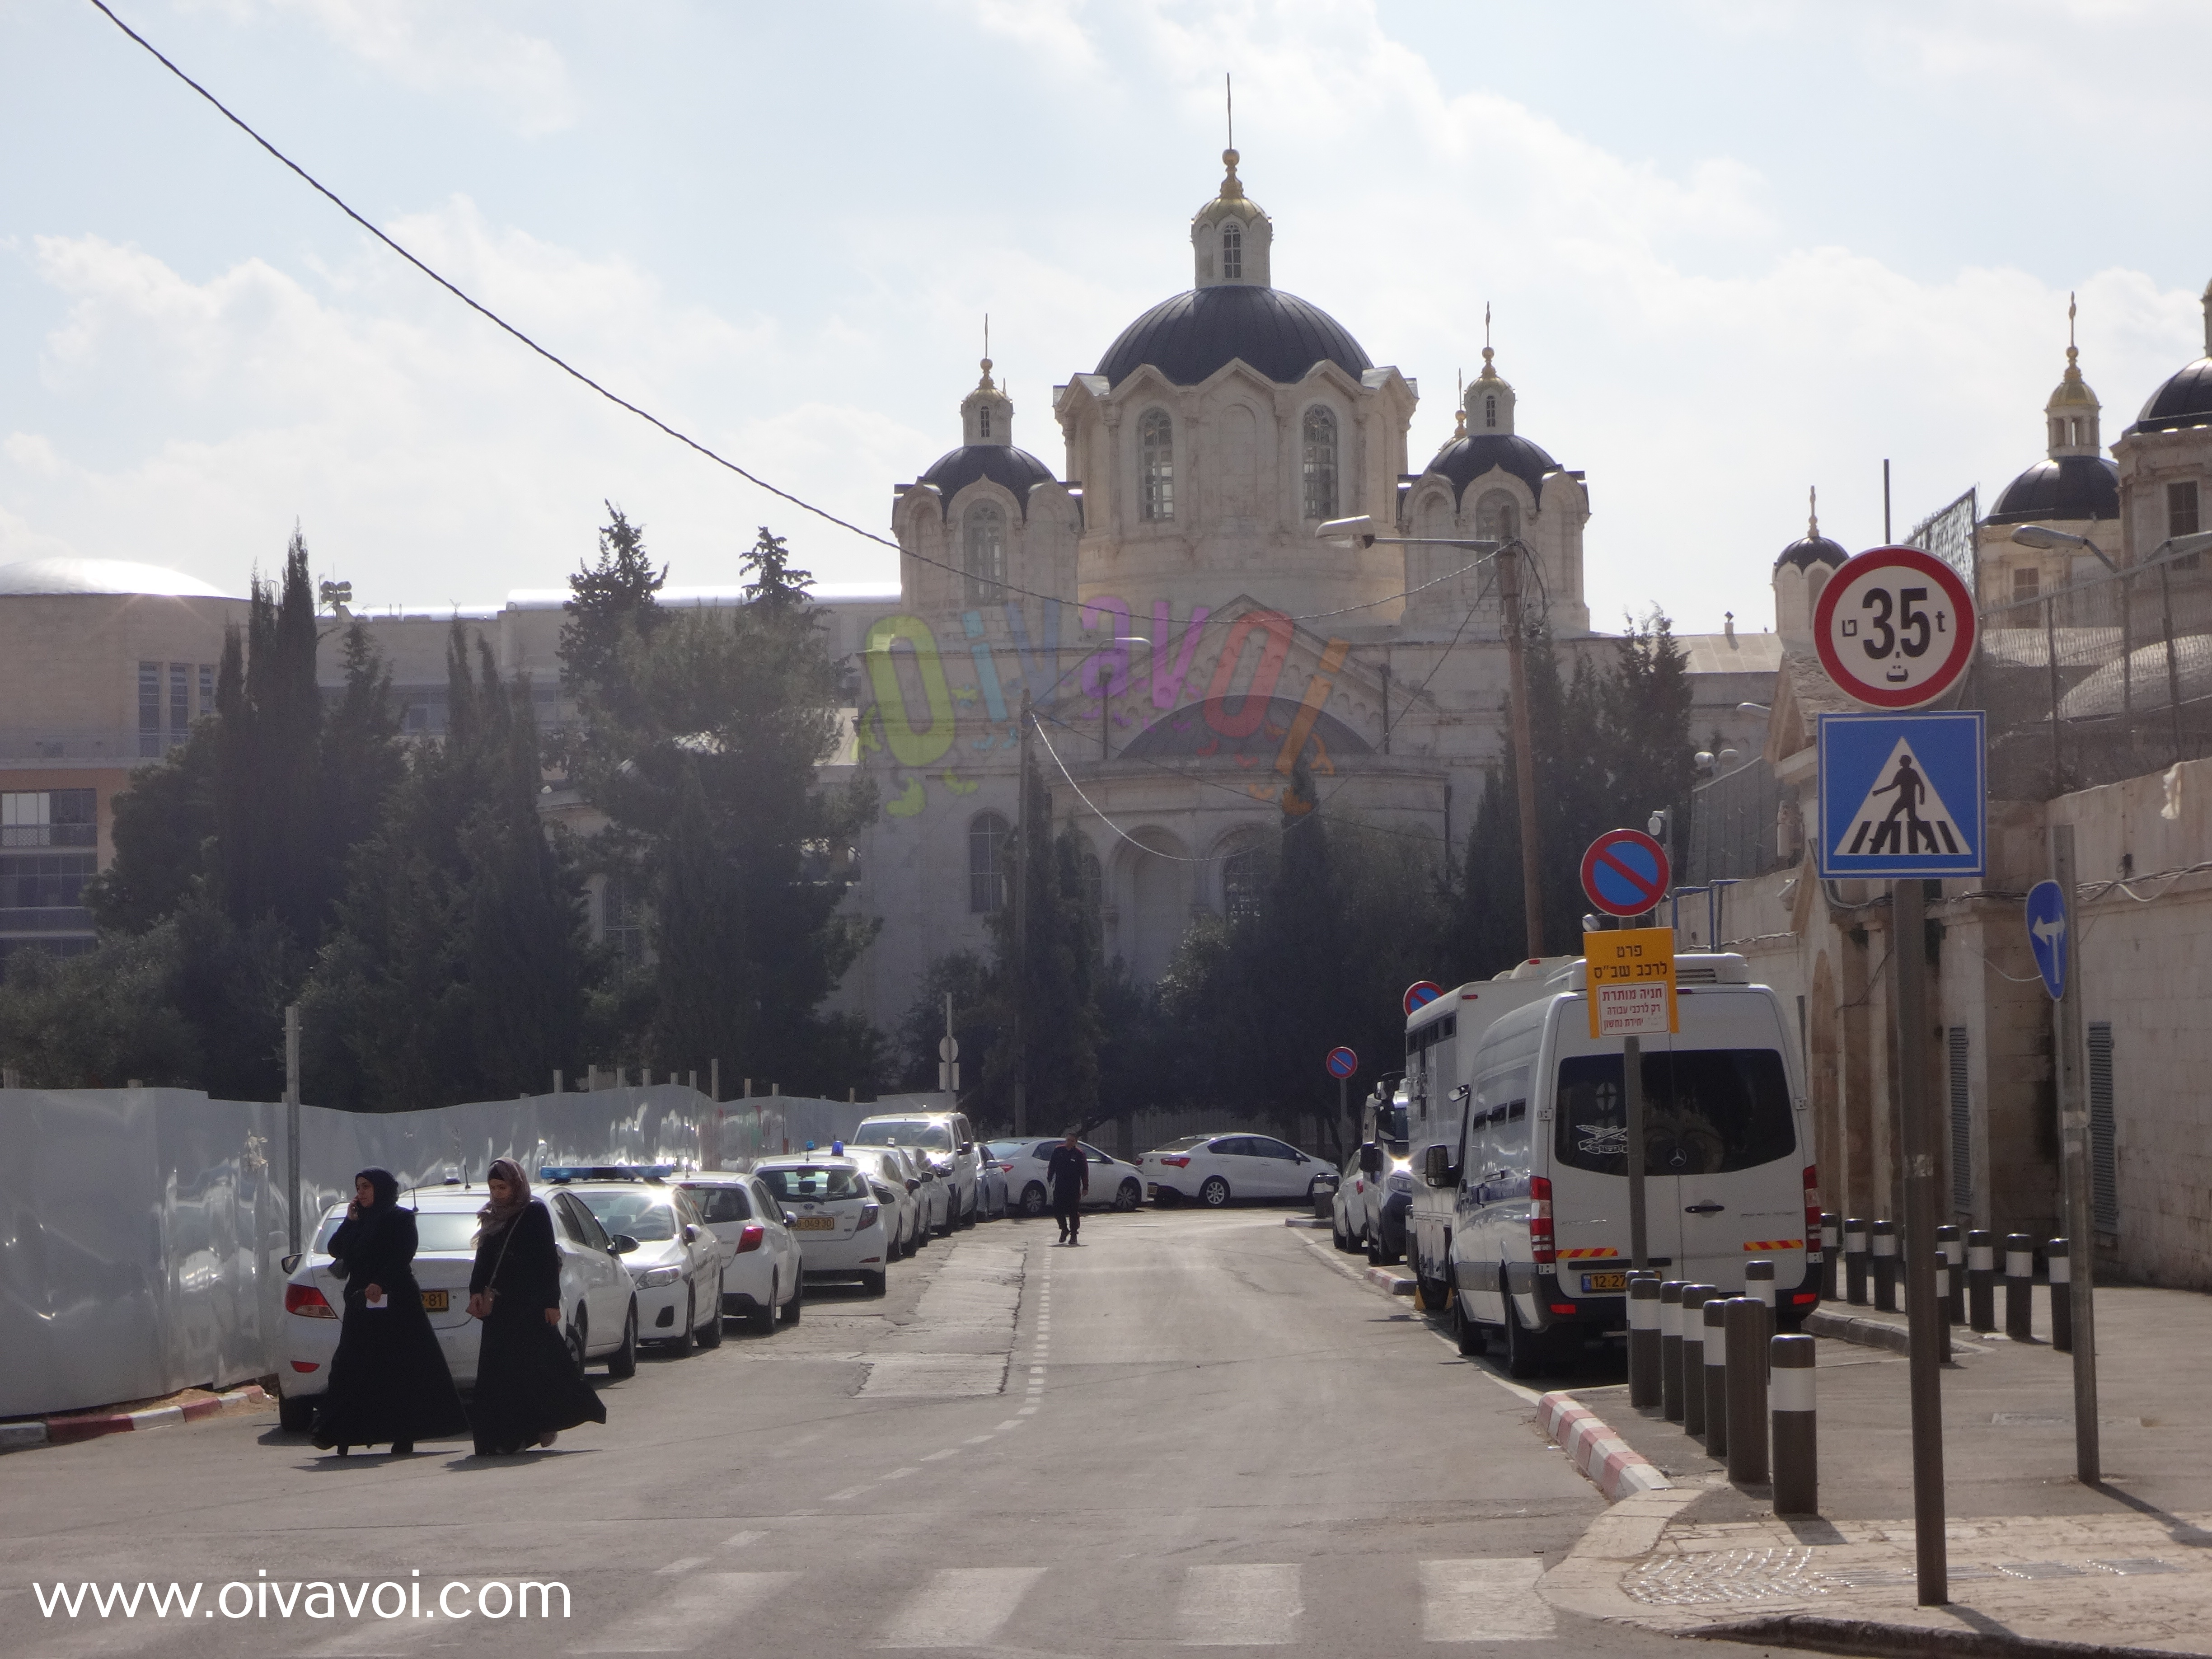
893,950,998,1097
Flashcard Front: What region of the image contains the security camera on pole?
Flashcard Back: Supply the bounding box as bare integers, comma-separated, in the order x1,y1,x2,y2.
1811,543,1981,1609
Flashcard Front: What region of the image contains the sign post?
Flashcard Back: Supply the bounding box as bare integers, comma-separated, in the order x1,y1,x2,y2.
1326,1046,1358,1141
2036,844,2101,1483
1581,927,1677,1272
1812,544,1981,1610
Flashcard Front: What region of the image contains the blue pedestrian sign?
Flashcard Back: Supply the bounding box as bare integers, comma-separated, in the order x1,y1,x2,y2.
2025,880,2068,1001
1816,711,1985,878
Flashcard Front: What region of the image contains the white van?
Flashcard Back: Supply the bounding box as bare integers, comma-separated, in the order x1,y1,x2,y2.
1403,960,1572,1305
1435,953,1819,1378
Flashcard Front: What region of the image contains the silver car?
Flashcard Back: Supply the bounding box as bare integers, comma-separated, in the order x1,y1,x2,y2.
555,1176,726,1354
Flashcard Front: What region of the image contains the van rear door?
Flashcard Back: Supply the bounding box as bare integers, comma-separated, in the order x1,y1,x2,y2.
1664,992,1803,1295
1546,1034,1682,1284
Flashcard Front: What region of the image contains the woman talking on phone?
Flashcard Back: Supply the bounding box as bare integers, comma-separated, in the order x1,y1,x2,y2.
466,1158,607,1456
312,1168,467,1457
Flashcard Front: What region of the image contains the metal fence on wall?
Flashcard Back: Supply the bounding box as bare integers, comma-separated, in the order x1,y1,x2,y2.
1683,757,1786,887
1972,542,2212,800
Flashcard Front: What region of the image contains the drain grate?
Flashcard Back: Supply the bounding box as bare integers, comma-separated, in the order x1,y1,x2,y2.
1623,1549,1823,1606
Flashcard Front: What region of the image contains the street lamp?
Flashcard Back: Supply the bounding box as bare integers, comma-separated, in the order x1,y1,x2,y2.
2009,523,2117,573
1316,516,1545,956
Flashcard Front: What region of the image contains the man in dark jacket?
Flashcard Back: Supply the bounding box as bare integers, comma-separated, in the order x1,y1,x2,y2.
1046,1129,1089,1245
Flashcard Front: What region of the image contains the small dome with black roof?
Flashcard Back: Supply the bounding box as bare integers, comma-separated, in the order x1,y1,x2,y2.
1775,487,1848,570
914,356,1058,518
1420,345,1561,502
2125,279,2212,436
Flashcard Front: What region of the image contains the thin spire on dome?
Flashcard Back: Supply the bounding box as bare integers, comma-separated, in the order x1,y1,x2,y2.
978,314,995,391
1454,368,1466,438
1809,485,1819,539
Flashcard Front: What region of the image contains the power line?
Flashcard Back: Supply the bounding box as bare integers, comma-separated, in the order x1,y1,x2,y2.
85,0,1501,634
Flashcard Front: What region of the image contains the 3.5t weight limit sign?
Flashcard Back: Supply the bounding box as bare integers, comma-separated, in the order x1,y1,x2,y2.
1812,545,1978,709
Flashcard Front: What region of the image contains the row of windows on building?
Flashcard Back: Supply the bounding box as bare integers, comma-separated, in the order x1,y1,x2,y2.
963,811,1267,922
0,788,98,961
138,661,216,757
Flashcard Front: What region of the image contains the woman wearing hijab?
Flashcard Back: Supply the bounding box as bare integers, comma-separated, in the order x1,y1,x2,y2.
312,1168,468,1456
466,1158,607,1456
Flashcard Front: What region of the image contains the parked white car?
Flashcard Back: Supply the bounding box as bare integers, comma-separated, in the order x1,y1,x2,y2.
998,1139,1145,1216
554,1176,725,1354
839,1147,923,1260
276,1184,637,1433
755,1156,890,1295
1139,1133,1336,1208
974,1149,1007,1219
1330,1148,1370,1252
675,1175,802,1333
852,1111,981,1228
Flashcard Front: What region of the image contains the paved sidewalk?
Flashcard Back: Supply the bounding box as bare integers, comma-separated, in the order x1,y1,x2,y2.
1541,1285,2212,1654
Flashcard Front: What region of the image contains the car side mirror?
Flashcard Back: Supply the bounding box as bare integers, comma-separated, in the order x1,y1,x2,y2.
1359,1145,1384,1175
783,1212,798,1227
279,1252,302,1274
683,1223,701,1244
609,1233,640,1256
958,1142,973,1154
1423,1145,1455,1188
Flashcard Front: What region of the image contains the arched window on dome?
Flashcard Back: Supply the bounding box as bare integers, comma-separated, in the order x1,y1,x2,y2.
1476,490,1520,544
1301,406,1340,521
963,502,1006,604
1222,835,1266,922
1484,394,1498,430
969,811,1010,914
1221,219,1243,281
1139,410,1175,522
979,406,992,440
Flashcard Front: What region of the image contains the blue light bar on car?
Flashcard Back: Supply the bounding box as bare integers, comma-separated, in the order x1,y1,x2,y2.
537,1164,677,1183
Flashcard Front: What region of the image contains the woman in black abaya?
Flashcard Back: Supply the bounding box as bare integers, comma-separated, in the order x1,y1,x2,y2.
466,1158,606,1456
312,1168,467,1456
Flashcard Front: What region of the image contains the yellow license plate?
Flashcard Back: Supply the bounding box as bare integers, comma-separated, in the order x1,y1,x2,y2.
792,1217,836,1231
421,1290,449,1312
1579,1271,1629,1294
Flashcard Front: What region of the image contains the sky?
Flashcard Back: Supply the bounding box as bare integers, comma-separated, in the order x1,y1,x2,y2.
2,0,2208,634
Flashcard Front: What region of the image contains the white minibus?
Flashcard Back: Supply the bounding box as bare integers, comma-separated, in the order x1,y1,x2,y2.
1430,953,1820,1378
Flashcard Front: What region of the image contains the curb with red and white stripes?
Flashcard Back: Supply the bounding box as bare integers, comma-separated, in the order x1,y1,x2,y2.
1535,1390,1672,1502
0,1385,270,1453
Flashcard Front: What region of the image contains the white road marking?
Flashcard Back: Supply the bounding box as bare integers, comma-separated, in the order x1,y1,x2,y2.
1016,1405,1038,1414
995,1419,1024,1429
875,1566,1045,1649
656,1557,708,1575
824,1486,867,1501
884,1466,920,1480
963,1434,994,1445
718,1530,766,1550
920,1448,958,1462
1175,1563,1300,1646
570,1570,794,1653
1418,1558,1551,1640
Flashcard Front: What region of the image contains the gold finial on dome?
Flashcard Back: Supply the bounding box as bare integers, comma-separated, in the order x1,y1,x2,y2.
977,356,995,391
1809,485,1820,539
1219,148,1244,201
2048,291,2098,411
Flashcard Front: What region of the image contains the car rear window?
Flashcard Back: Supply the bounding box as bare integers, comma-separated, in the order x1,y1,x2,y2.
1152,1135,1212,1153
1553,1049,1795,1176
573,1190,678,1241
759,1166,864,1202
682,1185,752,1224
854,1120,954,1151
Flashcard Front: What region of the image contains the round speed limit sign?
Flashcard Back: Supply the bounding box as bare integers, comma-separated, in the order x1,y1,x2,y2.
1811,545,1977,709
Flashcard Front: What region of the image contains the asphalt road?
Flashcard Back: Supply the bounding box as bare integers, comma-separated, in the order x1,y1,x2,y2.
2,1208,1752,1657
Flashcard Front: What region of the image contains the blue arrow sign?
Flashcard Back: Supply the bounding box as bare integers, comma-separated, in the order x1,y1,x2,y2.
1816,711,1985,878
2025,879,2067,1001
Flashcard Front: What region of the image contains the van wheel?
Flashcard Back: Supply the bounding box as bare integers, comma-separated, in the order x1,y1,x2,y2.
1021,1183,1049,1218
1451,1291,1486,1357
606,1303,639,1378
1200,1177,1231,1207
1503,1302,1546,1380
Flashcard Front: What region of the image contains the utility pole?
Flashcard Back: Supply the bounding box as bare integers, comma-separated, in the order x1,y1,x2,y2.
1498,539,1545,957
1013,692,1031,1137
284,1003,302,1255
2052,824,2100,1481
1893,877,1948,1605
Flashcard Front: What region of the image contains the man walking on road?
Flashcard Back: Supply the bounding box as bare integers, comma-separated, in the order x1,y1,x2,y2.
1048,1129,1089,1245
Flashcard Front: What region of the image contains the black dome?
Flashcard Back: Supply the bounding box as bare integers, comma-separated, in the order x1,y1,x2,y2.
2128,357,2212,435
1984,454,2120,525
1422,432,1561,504
1097,286,1372,388
915,445,1057,517
1774,533,1849,572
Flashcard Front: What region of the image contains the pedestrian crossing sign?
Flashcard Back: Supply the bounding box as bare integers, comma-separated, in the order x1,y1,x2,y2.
1816,711,1985,878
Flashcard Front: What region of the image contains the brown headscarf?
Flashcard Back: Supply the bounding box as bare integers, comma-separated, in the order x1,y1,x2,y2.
475,1157,532,1246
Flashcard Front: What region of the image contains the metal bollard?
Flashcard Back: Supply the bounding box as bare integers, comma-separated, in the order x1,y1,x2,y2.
1968,1228,1996,1331
1628,1275,1662,1407
1844,1216,1870,1304
2005,1233,2036,1341
1702,1296,1731,1457
1681,1285,1716,1438
1745,1259,1777,1377
1660,1281,1687,1420
2049,1237,2073,1353
1871,1218,1899,1312
1818,1212,1840,1302
1938,1223,1965,1326
1725,1298,1769,1485
1771,1333,1818,1515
